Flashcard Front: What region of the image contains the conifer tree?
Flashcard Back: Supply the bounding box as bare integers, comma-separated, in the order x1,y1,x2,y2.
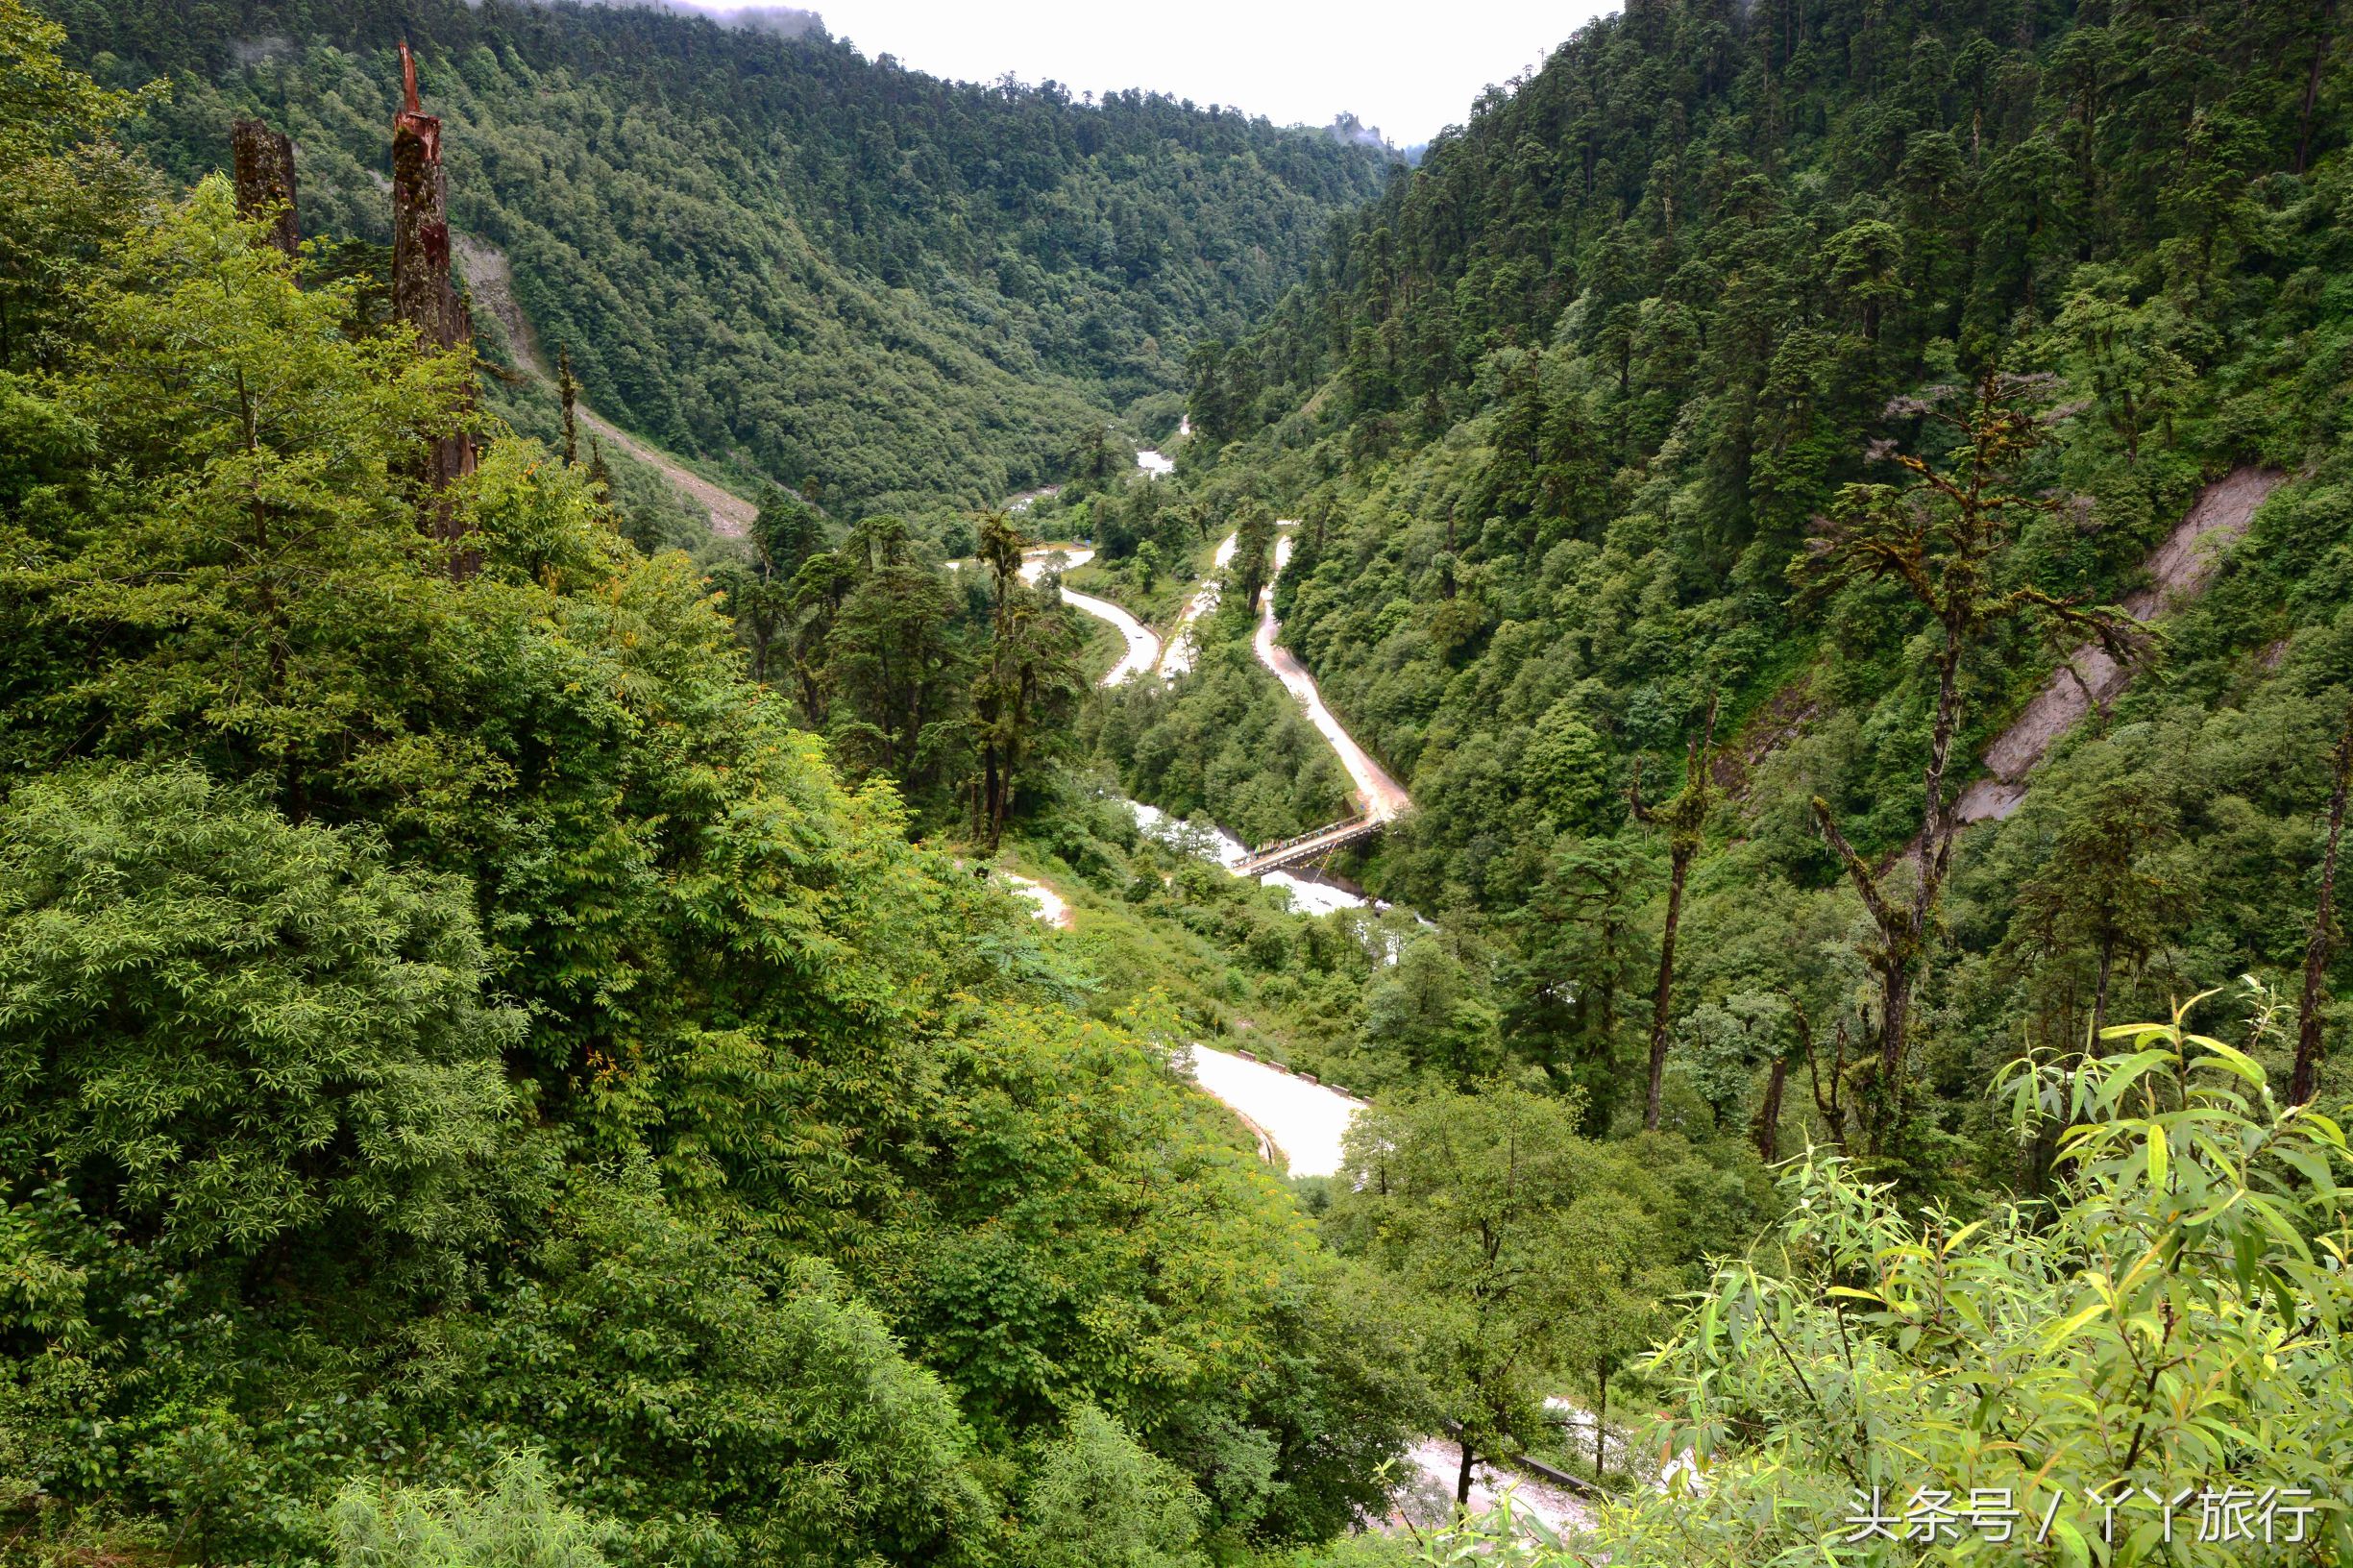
1799,370,2139,1143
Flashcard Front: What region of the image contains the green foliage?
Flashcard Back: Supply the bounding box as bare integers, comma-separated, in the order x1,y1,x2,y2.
878,997,1337,1458
0,0,157,374
1357,938,1503,1089
0,765,516,1274
12,174,472,809
1015,1406,1209,1568
1090,631,1354,847
1520,701,1613,831
451,1175,996,1567
1379,995,2353,1565
821,518,970,792
0,20,1426,1560
974,512,1086,844
16,0,2353,1559
53,0,1391,519
1327,1090,1686,1490
331,1453,616,1568
1133,0,2353,1185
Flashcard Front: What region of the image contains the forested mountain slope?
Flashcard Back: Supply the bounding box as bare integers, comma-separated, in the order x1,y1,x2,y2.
1100,0,2353,1147
1056,10,2353,1547
13,0,2353,1557
0,7,1427,1561
53,0,1392,516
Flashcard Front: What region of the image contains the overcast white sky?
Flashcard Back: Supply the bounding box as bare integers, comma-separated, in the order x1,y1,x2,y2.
691,1,1618,148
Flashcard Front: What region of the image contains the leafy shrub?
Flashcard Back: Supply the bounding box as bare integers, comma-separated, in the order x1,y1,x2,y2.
1381,992,2353,1566
331,1453,616,1568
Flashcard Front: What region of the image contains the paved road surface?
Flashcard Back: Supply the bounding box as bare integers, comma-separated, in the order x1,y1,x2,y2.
1255,535,1412,821
1020,546,1162,685
1186,1044,1363,1177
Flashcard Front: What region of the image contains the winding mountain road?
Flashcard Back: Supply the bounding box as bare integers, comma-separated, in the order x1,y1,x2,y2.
998,871,1073,929
1018,546,1162,684
1254,534,1413,823
1006,545,1582,1536
1187,1044,1363,1177
1038,525,1412,862
1020,530,1421,1172
1010,535,1394,1173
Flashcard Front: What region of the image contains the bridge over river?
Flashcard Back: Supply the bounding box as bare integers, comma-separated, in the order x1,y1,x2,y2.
1008,534,1607,1538
1233,531,1412,870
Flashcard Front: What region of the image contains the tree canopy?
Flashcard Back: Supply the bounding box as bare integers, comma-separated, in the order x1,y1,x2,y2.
51,0,1394,520
0,12,1422,1558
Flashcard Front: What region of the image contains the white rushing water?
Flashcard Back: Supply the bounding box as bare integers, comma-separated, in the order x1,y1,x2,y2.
1007,534,1411,924
1392,1439,1593,1537
1125,797,1251,867
1124,797,1376,915
1001,440,1167,515
994,452,1592,1546
1260,870,1367,917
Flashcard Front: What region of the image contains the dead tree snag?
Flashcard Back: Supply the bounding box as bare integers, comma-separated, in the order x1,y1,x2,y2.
390,41,478,534
2293,703,2353,1106
231,119,300,257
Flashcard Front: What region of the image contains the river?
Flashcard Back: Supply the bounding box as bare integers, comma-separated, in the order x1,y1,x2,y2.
1017,546,1162,685
1002,514,1605,1541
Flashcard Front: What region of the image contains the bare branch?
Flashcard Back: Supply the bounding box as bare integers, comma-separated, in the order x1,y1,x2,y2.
1811,796,1900,935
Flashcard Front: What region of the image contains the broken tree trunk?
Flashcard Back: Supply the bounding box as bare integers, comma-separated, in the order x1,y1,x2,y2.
231,119,300,257
390,41,477,539
1631,698,1718,1132
1753,1048,1789,1164
558,345,579,467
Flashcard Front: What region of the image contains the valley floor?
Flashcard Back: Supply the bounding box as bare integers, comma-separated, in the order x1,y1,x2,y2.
1003,538,1620,1543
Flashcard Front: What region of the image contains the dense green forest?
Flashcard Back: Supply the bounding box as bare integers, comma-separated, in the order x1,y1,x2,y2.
1080,0,2353,1553
1108,0,2353,1151
0,7,1434,1561
50,0,1391,519
10,0,2353,1561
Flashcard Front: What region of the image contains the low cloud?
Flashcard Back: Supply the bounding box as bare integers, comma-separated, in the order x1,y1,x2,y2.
559,0,825,37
